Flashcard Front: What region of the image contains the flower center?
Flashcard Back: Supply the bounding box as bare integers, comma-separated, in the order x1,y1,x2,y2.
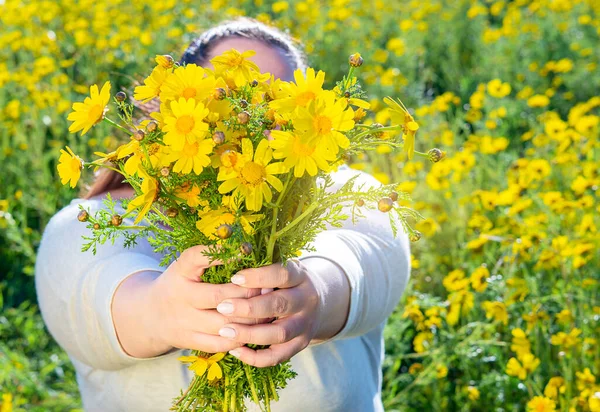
296,91,316,106
183,141,199,156
292,136,315,156
176,115,195,134
240,162,265,186
70,157,82,172
182,87,197,99
228,56,244,68
313,115,332,134
88,104,104,123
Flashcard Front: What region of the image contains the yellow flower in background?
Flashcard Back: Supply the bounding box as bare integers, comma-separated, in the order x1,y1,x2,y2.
210,49,261,87
526,396,556,412
487,79,511,98
527,94,550,108
413,331,433,353
127,170,158,224
67,81,110,135
163,98,210,151
270,68,326,113
482,301,508,325
178,352,225,381
134,65,170,103
57,146,83,188
544,377,566,399
384,96,419,160
160,64,216,104
511,328,532,357
506,354,540,380
443,269,469,292
218,139,287,211
467,386,480,401
470,266,489,292
1,393,13,412
436,365,448,378
550,328,582,349
269,130,334,177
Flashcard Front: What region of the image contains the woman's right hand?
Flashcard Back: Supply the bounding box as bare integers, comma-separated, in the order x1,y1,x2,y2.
112,245,264,359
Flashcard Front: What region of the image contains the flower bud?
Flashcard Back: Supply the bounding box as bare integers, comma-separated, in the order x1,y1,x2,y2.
111,214,123,226
214,88,227,100
250,79,259,87
356,199,365,207
428,148,446,163
349,53,364,67
212,131,225,145
160,167,170,177
155,54,174,69
389,191,399,202
93,223,101,230
216,224,233,239
166,207,178,218
371,123,385,138
409,231,422,242
77,210,89,222
115,91,127,102
133,129,145,141
353,108,367,122
237,111,250,125
240,99,248,108
146,120,158,133
378,197,394,212
240,242,253,255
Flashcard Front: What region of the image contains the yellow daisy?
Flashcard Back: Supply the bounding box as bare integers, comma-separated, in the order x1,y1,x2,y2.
210,49,261,87
178,353,225,381
384,96,419,160
133,66,170,103
196,196,263,240
127,170,158,224
169,139,214,175
57,146,83,188
217,138,287,211
160,64,216,104
174,184,205,208
67,81,111,135
269,130,334,177
293,92,355,155
116,141,166,176
163,98,210,151
269,68,326,113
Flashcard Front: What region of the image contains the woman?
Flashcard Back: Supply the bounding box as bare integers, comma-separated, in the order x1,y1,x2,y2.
35,18,411,412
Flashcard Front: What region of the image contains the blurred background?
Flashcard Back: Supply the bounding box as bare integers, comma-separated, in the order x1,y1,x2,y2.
0,0,598,411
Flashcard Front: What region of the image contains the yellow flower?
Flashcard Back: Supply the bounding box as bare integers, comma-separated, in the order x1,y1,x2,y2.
550,328,582,349
210,49,261,87
1,393,13,412
467,386,480,401
269,130,334,177
127,170,158,224
408,363,423,374
526,396,556,412
217,139,287,211
67,81,111,135
436,365,448,378
57,146,83,188
506,354,540,380
413,331,433,353
470,266,489,292
116,141,165,176
270,68,326,113
510,328,531,357
163,98,210,151
174,184,204,208
544,377,566,399
169,139,214,175
443,269,469,292
482,301,508,325
134,66,170,103
487,79,511,98
160,64,216,104
590,393,600,412
294,93,355,155
384,96,418,160
178,352,225,381
155,54,174,69
527,94,550,108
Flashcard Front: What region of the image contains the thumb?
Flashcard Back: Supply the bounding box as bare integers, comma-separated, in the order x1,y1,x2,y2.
173,245,223,281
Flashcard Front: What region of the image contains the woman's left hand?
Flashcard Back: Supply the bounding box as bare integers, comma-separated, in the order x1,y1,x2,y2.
215,258,321,368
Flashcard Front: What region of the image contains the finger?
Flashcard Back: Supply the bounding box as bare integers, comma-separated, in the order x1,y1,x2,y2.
229,336,309,368
179,308,270,335
175,245,222,281
217,288,304,318
219,315,304,345
230,258,307,289
184,282,262,309
176,330,243,354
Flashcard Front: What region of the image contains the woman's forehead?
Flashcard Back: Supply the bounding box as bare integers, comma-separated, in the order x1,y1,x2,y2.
205,37,295,81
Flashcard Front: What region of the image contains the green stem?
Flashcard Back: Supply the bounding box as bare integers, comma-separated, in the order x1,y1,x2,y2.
223,374,229,412
244,363,261,407
103,117,132,135
266,174,294,263
263,379,271,412
268,373,279,402
274,202,319,240
352,125,403,140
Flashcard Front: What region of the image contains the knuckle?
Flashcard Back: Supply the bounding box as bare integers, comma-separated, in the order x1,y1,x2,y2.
277,265,290,285
272,295,289,315
242,301,254,317
276,325,289,343
211,288,224,306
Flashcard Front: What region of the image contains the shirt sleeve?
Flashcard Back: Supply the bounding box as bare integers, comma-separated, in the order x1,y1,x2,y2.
299,167,411,340
35,199,167,371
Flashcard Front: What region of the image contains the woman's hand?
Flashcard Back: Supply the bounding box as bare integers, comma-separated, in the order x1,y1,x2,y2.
112,245,265,359
215,258,350,368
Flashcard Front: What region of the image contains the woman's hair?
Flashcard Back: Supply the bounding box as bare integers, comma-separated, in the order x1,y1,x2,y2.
83,18,306,199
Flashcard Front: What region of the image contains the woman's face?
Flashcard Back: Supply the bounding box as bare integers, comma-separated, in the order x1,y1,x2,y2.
204,37,296,81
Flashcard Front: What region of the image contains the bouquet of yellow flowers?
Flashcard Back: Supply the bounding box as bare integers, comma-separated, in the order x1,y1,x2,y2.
58,50,442,411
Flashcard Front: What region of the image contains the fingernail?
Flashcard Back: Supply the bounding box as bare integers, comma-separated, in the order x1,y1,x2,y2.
229,349,241,358
231,274,245,285
217,301,234,314
261,288,274,295
219,327,236,339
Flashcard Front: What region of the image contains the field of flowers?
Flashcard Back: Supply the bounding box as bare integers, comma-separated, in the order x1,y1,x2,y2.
1,0,599,411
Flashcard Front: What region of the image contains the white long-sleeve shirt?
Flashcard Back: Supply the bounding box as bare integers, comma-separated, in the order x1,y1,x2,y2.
35,166,410,412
